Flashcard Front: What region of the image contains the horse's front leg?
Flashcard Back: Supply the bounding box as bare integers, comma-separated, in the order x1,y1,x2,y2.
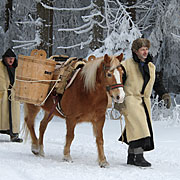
93,116,109,168
39,111,54,156
63,119,76,162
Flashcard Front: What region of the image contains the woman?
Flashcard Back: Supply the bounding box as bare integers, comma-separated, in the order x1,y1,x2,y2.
0,48,22,142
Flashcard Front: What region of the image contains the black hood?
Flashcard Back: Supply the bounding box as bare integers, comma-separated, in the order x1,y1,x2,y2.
2,48,18,86
2,48,18,68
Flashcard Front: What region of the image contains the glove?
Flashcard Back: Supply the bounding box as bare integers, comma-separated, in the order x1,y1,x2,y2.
114,102,127,116
162,93,171,109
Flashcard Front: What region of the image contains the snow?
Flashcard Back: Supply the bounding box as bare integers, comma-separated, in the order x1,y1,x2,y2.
0,106,180,180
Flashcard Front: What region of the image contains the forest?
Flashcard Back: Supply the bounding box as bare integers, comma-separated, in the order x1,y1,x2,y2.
0,0,180,93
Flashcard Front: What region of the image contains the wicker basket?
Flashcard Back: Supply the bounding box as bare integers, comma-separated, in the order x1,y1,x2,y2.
15,49,56,105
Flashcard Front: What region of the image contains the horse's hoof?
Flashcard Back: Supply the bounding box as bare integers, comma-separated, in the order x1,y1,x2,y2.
32,149,39,155
31,144,40,155
99,161,110,168
39,150,45,157
63,155,73,163
39,145,45,157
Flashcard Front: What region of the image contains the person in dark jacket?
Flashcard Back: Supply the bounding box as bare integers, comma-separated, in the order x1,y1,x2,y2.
153,70,171,109
0,48,23,142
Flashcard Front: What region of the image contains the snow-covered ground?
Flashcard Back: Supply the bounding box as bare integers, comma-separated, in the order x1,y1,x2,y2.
0,106,180,180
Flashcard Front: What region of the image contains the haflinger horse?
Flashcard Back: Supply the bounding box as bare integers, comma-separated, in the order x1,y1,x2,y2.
24,53,125,168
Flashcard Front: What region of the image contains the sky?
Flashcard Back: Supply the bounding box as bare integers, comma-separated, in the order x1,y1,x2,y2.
0,105,180,180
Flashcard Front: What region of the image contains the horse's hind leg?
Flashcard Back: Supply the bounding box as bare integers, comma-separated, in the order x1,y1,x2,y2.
92,118,109,168
39,111,54,156
24,103,41,155
63,119,76,162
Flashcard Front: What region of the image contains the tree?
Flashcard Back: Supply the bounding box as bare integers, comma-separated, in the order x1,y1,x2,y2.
91,0,141,58
126,0,137,22
148,0,180,93
5,0,13,32
89,0,104,51
37,0,53,57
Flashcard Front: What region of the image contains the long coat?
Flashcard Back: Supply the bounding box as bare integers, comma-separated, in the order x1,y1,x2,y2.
0,60,20,134
120,54,155,151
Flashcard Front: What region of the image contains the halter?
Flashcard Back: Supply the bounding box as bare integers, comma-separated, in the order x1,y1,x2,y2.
103,64,124,92
106,83,124,92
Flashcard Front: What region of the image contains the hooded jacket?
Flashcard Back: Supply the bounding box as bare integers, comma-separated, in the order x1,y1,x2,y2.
0,49,20,134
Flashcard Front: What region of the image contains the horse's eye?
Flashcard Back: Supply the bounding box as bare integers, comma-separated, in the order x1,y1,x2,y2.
107,73,112,77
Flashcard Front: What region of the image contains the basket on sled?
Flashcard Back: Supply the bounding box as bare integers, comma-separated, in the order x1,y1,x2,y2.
15,49,56,105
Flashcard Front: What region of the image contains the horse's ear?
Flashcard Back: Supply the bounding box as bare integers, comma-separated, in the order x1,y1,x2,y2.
116,53,123,62
104,54,111,64
88,55,96,61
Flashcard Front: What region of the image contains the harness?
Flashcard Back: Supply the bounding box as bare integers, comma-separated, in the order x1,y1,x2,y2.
46,58,85,119
103,64,124,93
45,94,61,123
47,60,124,120
53,95,66,117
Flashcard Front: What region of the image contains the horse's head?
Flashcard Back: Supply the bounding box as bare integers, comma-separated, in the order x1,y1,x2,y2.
81,53,125,103
102,53,125,103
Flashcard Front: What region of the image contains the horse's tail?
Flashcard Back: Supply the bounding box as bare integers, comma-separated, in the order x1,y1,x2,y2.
20,103,40,143
20,120,30,143
21,103,31,143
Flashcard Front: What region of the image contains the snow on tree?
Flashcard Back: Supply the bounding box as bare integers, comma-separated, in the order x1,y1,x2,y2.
10,0,142,58
52,0,92,57
148,0,180,93
7,0,39,56
88,0,141,59
0,0,179,94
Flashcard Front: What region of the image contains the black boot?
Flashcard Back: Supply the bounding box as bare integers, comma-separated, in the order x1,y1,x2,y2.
10,134,23,143
127,153,135,165
134,154,151,167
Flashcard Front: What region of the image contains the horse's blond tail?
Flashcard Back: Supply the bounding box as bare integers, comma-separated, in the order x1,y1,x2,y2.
20,103,31,143
20,121,30,143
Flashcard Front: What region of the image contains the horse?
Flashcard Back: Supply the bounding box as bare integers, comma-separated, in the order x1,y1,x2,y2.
24,53,125,167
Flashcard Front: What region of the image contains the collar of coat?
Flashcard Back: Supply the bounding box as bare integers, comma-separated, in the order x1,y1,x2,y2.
132,52,153,95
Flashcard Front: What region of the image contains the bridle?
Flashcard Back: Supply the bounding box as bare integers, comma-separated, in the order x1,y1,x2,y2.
106,83,124,92
103,64,124,93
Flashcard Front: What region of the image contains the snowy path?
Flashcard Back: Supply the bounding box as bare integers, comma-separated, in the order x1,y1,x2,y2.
0,116,180,180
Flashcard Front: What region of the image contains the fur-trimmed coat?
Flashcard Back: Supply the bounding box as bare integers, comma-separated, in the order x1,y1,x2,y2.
120,54,155,151
0,60,20,133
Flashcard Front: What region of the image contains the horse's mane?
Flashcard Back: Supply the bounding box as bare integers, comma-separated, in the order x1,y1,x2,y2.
81,56,120,92
81,57,104,92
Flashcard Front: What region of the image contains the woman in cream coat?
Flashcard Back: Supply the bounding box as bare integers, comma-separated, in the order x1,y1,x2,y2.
0,48,22,142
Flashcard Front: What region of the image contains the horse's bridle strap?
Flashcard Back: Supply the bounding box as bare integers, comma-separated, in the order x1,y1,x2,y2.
106,84,124,91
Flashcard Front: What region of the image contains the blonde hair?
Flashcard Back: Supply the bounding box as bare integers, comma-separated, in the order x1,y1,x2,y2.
81,55,120,92
81,58,103,92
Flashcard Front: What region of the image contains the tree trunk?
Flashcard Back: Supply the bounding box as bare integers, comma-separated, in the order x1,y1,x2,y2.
89,0,104,51
127,0,136,22
5,0,13,32
37,0,53,57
